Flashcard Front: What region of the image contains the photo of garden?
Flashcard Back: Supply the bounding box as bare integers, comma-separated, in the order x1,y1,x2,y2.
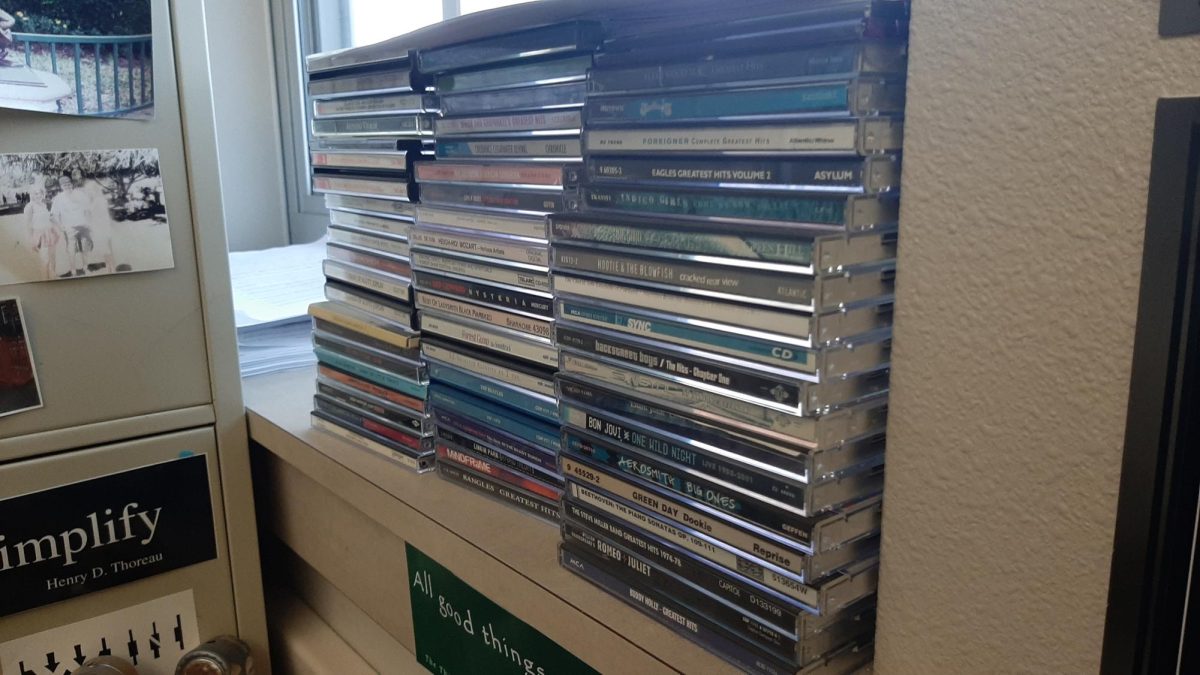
0,1,153,117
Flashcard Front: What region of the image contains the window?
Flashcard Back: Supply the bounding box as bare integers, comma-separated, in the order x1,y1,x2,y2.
273,0,536,243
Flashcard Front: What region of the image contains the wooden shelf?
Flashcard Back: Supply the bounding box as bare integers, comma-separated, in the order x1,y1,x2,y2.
245,366,743,674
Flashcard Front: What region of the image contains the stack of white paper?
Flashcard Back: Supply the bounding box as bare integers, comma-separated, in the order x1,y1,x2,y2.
229,237,327,377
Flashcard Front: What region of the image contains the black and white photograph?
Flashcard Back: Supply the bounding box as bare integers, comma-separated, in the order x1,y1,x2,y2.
0,296,40,418
0,148,173,285
0,1,153,117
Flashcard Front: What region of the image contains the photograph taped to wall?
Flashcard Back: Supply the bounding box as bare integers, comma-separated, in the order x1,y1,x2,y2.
0,296,41,418
0,1,153,118
0,148,174,285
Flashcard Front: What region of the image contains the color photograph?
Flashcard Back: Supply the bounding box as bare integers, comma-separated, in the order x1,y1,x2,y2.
0,1,153,117
0,148,173,285
0,296,40,418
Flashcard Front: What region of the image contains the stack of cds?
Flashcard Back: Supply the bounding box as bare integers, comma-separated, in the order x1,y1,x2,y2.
408,23,602,520
553,2,908,673
304,47,438,473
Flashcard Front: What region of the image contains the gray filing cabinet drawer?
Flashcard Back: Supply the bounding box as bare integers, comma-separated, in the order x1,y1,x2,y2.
0,427,237,662
0,0,213,442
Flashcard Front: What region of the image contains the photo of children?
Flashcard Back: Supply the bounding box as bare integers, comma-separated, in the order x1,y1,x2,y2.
0,148,173,286
0,296,41,418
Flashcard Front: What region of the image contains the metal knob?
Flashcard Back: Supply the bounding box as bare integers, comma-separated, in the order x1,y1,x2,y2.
176,636,254,675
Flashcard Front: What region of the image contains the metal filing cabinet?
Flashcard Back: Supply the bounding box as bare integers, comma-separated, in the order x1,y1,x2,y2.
0,0,267,672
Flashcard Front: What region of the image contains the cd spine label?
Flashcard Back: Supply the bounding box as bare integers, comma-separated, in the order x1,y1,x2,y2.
415,271,553,318
552,273,814,339
588,43,905,94
435,110,582,136
318,365,426,413
434,407,557,472
417,205,549,240
311,316,420,361
420,183,571,215
586,79,903,125
427,360,559,424
318,381,428,433
308,70,413,99
565,481,822,607
312,151,410,172
314,347,427,400
555,325,805,409
560,454,817,566
423,341,555,397
548,215,815,265
585,121,861,154
312,115,433,137
438,462,559,522
437,444,563,502
313,175,411,200
558,545,794,675
313,92,436,118
563,428,819,525
313,396,429,453
436,424,561,484
552,246,816,308
561,522,811,662
558,350,822,444
436,138,583,159
326,245,413,282
582,185,881,229
323,260,412,303
329,209,413,239
416,162,578,187
312,415,433,473
413,251,551,292
436,54,592,93
329,225,411,258
561,501,806,629
324,282,417,330
440,80,587,117
562,404,809,502
429,385,561,452
556,299,816,373
327,194,417,219
418,311,558,368
411,227,549,267
416,292,553,339
313,331,425,382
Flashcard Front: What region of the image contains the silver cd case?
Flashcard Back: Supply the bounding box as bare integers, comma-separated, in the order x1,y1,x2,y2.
563,481,880,609
418,309,558,369
558,349,888,450
554,294,891,382
411,223,549,268
417,204,550,241
585,117,903,156
550,246,895,315
313,91,439,119
555,373,886,479
549,215,896,276
554,325,888,417
552,273,892,348
560,397,885,515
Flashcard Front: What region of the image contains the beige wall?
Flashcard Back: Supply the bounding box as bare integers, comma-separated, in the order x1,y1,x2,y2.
203,0,290,251
876,2,1200,673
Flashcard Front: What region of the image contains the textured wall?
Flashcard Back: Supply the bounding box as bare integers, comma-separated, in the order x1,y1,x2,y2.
876,2,1200,673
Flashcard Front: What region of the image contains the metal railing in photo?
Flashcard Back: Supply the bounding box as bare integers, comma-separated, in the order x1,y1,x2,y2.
12,32,153,116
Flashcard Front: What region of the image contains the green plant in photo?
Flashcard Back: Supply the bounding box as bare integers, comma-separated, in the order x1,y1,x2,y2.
6,1,150,36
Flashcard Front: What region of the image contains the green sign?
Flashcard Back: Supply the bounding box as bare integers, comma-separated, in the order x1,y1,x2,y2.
407,543,599,675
